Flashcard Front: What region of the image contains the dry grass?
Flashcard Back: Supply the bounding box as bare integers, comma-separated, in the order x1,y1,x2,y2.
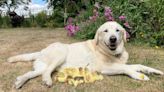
0,28,163,92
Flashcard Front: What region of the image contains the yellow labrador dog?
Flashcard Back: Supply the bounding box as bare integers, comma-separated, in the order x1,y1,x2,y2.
8,21,163,89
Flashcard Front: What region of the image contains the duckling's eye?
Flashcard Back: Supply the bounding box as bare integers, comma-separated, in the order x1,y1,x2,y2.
104,29,108,32
116,29,120,32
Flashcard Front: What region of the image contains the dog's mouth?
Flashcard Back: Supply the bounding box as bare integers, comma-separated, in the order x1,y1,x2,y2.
104,42,117,51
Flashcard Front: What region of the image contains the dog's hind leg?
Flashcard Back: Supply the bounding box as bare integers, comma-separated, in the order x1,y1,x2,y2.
15,60,47,89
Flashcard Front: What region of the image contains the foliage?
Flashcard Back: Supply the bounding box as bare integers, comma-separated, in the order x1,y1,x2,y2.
35,11,47,27
74,0,164,47
0,11,65,28
22,17,33,27
0,0,163,47
65,17,80,36
75,17,105,40
0,0,30,13
49,10,64,27
48,0,95,24
0,15,11,28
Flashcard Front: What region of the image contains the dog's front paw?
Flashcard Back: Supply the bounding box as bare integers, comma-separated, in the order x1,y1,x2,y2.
137,64,163,75
129,72,149,81
148,69,164,75
42,78,53,87
15,76,25,89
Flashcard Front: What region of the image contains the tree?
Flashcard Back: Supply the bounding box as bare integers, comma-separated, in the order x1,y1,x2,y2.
0,0,30,14
47,0,94,25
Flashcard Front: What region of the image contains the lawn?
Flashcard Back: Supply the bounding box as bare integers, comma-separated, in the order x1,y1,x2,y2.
0,28,163,92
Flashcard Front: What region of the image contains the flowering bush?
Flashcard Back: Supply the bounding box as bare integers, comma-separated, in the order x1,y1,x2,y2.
117,15,131,39
66,4,131,40
104,7,114,21
66,0,164,47
89,9,99,22
103,6,131,39
65,17,80,36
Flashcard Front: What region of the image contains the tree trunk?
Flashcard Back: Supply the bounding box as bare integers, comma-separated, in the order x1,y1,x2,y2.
64,0,67,25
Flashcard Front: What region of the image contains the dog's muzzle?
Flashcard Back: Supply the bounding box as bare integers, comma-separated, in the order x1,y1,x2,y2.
108,36,117,50
110,36,117,43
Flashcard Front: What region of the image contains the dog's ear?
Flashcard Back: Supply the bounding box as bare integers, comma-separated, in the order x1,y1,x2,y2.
115,22,127,43
121,30,127,42
94,31,99,45
94,25,103,45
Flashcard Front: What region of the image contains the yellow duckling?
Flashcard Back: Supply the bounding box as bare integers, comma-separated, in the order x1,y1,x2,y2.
55,67,104,86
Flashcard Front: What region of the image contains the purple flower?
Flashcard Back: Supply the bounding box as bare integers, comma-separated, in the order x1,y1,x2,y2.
93,16,97,21
119,15,126,21
105,7,112,11
75,26,80,31
65,24,74,31
67,17,73,24
65,24,80,36
104,12,109,17
107,16,114,21
93,9,99,17
104,6,114,21
67,28,75,36
64,25,69,30
104,13,114,21
123,22,131,28
126,31,130,39
65,24,74,36
89,15,98,22
104,7,112,14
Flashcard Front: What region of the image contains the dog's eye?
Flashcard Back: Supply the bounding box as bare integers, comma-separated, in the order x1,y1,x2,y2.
116,29,120,32
104,29,108,32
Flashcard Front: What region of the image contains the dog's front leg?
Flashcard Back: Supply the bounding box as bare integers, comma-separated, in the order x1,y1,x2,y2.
101,64,150,80
128,64,163,75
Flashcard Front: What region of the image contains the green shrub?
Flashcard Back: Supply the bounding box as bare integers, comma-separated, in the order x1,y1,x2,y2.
0,15,2,27
74,0,164,47
22,18,31,27
1,16,11,28
50,10,64,27
75,17,105,40
35,11,47,27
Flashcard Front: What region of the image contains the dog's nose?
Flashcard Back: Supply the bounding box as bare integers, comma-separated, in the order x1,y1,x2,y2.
110,36,117,43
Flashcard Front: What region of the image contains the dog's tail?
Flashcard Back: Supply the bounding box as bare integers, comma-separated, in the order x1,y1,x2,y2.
8,52,40,63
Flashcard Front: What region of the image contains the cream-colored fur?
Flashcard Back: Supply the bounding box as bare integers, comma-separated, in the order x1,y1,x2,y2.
8,21,163,89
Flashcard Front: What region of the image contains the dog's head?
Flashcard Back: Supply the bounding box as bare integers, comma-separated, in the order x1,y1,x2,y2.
95,21,126,54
